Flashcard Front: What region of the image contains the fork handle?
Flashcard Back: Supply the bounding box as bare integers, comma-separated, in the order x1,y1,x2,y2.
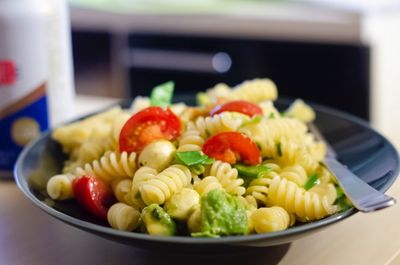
323,158,396,212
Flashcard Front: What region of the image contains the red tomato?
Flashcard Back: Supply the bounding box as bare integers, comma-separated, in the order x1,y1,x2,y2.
202,132,261,165
119,106,181,153
210,100,262,117
72,176,115,219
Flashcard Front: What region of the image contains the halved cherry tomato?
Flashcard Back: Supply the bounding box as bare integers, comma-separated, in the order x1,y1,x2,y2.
119,106,181,153
210,100,262,117
72,176,115,219
202,132,261,165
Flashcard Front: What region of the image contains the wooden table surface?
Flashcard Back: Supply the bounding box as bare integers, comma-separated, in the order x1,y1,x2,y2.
1,95,399,265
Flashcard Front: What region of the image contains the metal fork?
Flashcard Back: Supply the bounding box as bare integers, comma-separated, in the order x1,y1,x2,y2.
309,123,396,212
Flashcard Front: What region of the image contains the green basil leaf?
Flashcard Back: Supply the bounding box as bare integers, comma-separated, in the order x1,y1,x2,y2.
335,196,352,211
268,112,275,119
234,164,271,179
333,186,352,211
239,115,262,129
203,157,215,165
304,172,319,190
150,81,174,108
175,151,214,166
190,164,205,175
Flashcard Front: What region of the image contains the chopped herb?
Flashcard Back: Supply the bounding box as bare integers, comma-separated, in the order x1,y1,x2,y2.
334,186,352,211
276,142,282,157
150,81,174,108
336,196,352,211
152,207,164,220
268,112,275,119
234,164,272,186
203,157,215,165
190,164,205,175
336,186,345,198
304,172,319,190
175,151,215,166
239,115,262,129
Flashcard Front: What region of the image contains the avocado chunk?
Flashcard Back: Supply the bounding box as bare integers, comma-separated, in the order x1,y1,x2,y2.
193,189,248,237
141,204,176,236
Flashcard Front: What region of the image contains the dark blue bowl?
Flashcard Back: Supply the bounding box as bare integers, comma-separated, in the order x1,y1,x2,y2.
14,99,400,249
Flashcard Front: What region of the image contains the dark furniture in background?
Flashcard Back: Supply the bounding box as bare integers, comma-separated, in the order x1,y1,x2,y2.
72,31,370,119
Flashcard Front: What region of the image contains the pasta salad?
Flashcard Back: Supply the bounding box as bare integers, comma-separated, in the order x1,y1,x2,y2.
45,78,351,237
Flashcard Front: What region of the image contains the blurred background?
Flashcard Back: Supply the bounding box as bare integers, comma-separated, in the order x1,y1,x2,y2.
68,0,400,145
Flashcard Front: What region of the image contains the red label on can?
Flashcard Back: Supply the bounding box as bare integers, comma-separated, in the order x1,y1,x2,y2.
0,60,17,86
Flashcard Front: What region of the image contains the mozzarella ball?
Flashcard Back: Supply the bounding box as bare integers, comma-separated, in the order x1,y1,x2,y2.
138,140,176,171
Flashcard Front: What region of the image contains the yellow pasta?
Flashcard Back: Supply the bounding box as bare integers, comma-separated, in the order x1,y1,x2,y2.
245,170,279,207
277,139,319,175
139,165,192,205
187,112,249,139
177,129,205,152
107,202,141,231
130,167,158,209
267,176,338,221
44,78,349,237
46,173,76,200
258,100,280,118
280,165,308,187
193,176,223,196
112,178,134,206
227,78,278,103
206,160,245,196
240,117,309,158
251,206,292,233
75,151,137,183
286,99,316,123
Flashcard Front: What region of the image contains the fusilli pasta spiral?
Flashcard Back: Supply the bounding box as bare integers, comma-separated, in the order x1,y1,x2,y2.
239,117,308,158
187,112,248,139
130,167,158,209
280,165,308,187
139,165,192,205
46,173,76,200
267,176,338,221
245,170,280,207
75,151,137,183
107,202,141,231
227,78,278,103
177,129,205,152
112,178,134,206
206,160,245,196
251,206,292,233
193,176,223,196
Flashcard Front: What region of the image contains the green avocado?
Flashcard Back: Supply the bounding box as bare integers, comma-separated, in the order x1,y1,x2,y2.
193,189,248,237
141,204,176,236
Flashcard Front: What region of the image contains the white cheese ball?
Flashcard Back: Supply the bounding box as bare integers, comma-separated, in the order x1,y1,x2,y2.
138,140,176,171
